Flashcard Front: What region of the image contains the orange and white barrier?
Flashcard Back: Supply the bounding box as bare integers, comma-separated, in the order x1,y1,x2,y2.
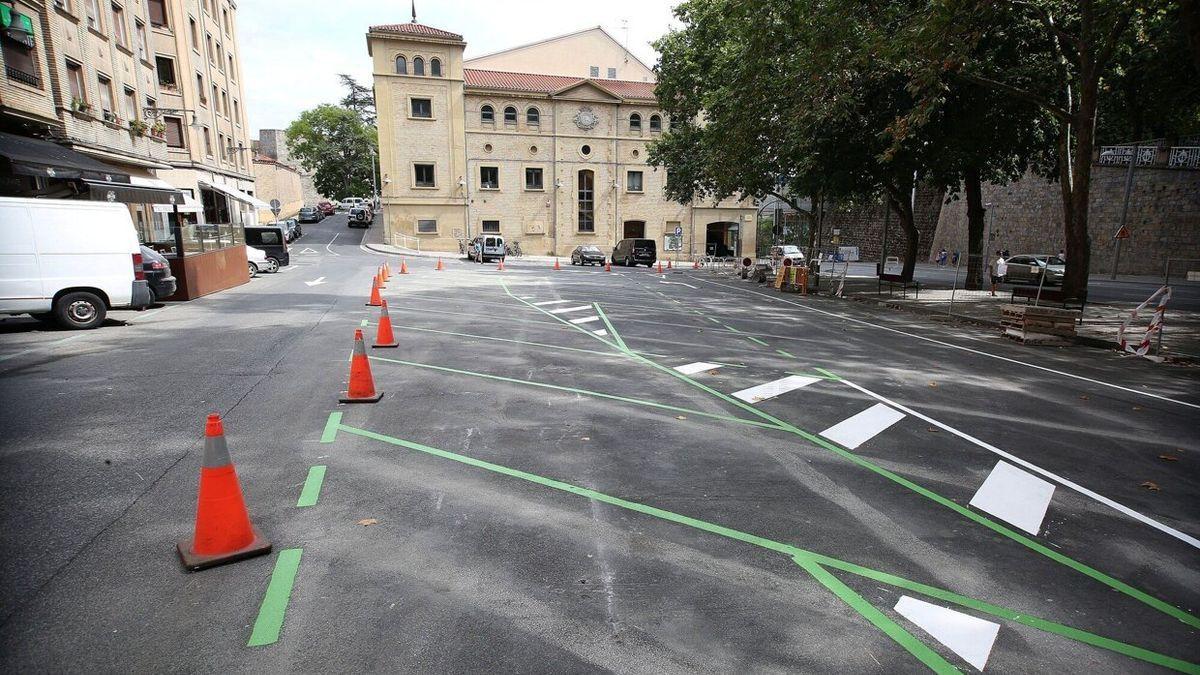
1117,285,1171,358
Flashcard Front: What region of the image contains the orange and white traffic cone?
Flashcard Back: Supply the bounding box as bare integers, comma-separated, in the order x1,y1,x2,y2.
375,269,385,288
497,259,505,271
400,259,409,275
667,260,672,270
383,262,391,280
177,414,272,571
436,258,445,271
373,299,399,348
553,258,562,271
693,260,700,269
340,329,383,402
656,261,664,273
604,260,612,272
365,277,382,306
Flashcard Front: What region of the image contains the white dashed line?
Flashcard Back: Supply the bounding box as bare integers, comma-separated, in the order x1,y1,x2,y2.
820,403,905,449
732,375,821,403
549,305,592,314
674,362,723,375
569,316,601,325
533,300,572,306
969,461,1056,536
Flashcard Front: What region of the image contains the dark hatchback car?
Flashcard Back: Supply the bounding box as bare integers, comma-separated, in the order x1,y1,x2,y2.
243,225,290,269
612,238,656,267
298,206,323,223
140,245,176,302
571,245,606,266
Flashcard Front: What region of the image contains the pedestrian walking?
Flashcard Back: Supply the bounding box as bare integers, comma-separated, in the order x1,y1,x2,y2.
952,250,960,266
990,250,1007,296
937,248,948,266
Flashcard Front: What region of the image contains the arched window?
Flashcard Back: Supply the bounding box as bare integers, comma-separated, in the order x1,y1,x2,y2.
526,107,540,125
430,58,441,77
413,56,425,76
503,106,517,124
394,55,407,74
480,104,494,124
577,170,594,232
649,114,662,132
629,113,641,132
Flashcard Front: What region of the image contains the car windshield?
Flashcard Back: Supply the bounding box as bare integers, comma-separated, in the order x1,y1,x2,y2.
1033,256,1065,266
581,246,601,253
781,246,801,254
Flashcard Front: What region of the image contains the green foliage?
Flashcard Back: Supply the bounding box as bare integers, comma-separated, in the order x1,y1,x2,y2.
338,74,376,127
284,104,377,199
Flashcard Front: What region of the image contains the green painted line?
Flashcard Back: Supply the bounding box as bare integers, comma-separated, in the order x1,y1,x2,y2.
722,324,742,333
247,548,303,647
367,354,782,431
333,422,1198,673
296,465,327,508
792,556,957,673
593,303,628,352
499,278,618,349
777,349,797,359
813,367,842,381
746,336,769,347
706,317,721,324
320,412,342,443
390,323,663,359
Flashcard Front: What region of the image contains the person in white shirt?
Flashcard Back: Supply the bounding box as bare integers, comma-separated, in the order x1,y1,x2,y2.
991,250,1007,296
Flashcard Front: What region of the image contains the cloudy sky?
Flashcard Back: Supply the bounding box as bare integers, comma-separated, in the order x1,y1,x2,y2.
238,0,681,136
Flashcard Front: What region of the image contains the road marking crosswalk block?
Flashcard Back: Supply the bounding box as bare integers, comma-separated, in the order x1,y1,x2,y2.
593,329,608,336
533,300,572,306
894,596,1000,671
820,403,905,449
969,460,1056,536
732,375,821,403
569,316,601,325
550,305,592,314
675,362,723,375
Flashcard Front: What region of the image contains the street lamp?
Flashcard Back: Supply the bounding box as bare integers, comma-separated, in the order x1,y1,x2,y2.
143,106,204,129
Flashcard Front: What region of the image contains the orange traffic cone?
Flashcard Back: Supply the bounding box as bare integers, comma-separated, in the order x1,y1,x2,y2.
604,260,612,272
383,262,391,280
365,277,382,306
693,260,700,269
373,299,399,348
436,258,445,271
497,259,505,271
177,414,272,571
667,260,673,270
553,258,562,271
400,259,409,275
340,329,383,402
656,261,664,273
375,269,385,289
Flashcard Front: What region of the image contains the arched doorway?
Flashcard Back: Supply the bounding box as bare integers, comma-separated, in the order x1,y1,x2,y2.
706,221,740,257
623,220,645,239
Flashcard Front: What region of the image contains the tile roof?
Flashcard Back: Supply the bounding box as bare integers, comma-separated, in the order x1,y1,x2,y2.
463,69,657,101
369,22,463,41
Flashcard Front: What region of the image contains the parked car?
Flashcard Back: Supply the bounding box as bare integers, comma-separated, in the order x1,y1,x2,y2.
318,200,337,215
769,245,806,266
298,206,323,223
243,225,290,270
275,218,300,242
469,234,506,263
339,197,363,211
1004,254,1065,285
0,197,152,329
347,206,372,227
245,245,275,275
612,238,657,267
570,245,606,266
139,245,177,302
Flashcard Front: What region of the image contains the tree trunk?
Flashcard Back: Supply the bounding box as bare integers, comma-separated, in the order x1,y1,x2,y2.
886,193,919,282
964,167,986,290
1062,78,1098,297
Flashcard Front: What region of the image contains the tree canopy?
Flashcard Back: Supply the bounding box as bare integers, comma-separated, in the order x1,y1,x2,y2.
285,104,377,199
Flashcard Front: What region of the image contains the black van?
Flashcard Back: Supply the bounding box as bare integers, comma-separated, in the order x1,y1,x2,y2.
243,225,290,269
612,238,656,267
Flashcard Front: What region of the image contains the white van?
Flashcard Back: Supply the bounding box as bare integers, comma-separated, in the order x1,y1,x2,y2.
339,197,363,211
0,197,152,329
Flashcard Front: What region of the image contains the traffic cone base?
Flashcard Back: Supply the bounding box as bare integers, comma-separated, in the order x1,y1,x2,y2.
177,525,271,572
340,390,384,403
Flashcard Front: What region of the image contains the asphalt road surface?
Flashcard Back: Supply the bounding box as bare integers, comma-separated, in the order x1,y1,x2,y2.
2,213,1198,673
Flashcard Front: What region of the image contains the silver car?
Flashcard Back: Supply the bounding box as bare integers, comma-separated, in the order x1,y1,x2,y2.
1004,254,1065,285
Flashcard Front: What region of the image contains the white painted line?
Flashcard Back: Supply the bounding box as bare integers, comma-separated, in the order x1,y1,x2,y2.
533,299,572,306
569,316,601,325
325,233,340,256
969,461,1056,536
894,596,999,671
820,403,905,450
836,376,1200,550
732,375,821,403
593,329,608,336
518,295,535,300
674,362,723,375
695,277,1200,411
549,305,592,314
304,276,327,287
659,280,697,289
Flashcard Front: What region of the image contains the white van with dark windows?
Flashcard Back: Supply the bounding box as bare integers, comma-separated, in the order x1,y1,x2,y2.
0,197,151,329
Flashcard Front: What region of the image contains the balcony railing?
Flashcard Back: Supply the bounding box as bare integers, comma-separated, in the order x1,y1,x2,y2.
1097,143,1200,170
6,66,40,88
1097,145,1156,167
1168,147,1200,169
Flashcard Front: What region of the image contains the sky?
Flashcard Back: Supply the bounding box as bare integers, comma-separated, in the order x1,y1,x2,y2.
238,0,681,136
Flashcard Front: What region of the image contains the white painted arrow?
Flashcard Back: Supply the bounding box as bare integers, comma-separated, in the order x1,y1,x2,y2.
659,280,697,289
298,247,319,255
304,276,327,287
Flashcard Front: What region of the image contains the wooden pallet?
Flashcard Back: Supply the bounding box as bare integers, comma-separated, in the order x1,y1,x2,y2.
1003,327,1070,346
1000,304,1079,339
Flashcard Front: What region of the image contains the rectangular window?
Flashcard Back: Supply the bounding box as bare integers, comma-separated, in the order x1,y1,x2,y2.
410,97,431,118
607,67,616,79
222,91,229,117
147,0,167,27
97,74,114,120
577,170,594,232
589,66,598,77
135,20,148,60
54,0,71,11
414,163,435,187
206,34,213,62
66,60,86,103
211,84,218,112
481,220,500,233
479,166,498,189
216,43,223,70
163,115,184,147
626,170,644,193
123,87,137,122
202,127,212,156
86,0,101,29
416,219,437,233
112,4,129,49
196,72,205,104
3,25,39,88
233,99,239,124
155,55,176,88
524,167,543,190
228,54,235,80
222,8,229,33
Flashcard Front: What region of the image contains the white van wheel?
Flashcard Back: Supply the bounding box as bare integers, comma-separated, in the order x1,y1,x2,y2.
264,257,280,273
54,291,106,330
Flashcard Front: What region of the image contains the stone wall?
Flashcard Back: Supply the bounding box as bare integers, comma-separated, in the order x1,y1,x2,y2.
256,128,323,205
252,158,304,220
821,185,945,261
931,167,1200,275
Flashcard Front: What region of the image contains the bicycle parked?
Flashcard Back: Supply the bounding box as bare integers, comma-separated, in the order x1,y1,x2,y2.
505,240,524,258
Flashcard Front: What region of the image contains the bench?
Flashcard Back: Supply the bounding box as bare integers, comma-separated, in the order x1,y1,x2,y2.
1010,286,1087,313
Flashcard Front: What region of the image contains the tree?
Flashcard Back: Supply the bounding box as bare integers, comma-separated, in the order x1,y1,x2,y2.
285,105,377,199
338,74,376,127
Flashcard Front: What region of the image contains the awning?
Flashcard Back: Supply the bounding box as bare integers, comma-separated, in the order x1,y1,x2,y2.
83,176,183,205
1,6,35,48
153,194,201,213
199,179,269,209
0,131,130,183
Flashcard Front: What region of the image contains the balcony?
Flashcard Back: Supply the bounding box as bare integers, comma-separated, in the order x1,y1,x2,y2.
1097,139,1200,170
6,66,40,88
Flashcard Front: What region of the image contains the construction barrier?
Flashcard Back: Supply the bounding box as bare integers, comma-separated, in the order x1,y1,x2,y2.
1117,286,1172,358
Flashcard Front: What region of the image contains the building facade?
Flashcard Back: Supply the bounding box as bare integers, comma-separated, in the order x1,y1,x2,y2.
366,22,756,259
254,127,321,212
251,152,302,221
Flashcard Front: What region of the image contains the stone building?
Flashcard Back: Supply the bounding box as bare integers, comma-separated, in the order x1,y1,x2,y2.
255,128,321,207
365,21,756,259
251,153,303,221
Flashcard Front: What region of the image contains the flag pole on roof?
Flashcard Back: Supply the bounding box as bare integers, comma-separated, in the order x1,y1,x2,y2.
411,0,417,23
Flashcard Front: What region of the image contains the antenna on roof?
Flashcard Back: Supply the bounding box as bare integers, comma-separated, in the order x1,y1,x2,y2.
411,0,417,23
620,19,630,64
